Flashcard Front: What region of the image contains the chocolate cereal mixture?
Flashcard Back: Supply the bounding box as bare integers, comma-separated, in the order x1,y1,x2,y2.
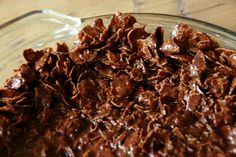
1,12,236,157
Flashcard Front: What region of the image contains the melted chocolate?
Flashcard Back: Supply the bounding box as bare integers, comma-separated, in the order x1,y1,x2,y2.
0,12,236,157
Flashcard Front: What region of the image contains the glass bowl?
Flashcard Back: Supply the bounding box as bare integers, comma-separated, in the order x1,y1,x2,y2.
0,9,236,86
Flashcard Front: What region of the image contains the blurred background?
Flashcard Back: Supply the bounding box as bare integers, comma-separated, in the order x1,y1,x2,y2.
0,0,236,31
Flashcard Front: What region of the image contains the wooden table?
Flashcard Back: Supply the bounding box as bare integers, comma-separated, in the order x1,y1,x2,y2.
0,0,236,32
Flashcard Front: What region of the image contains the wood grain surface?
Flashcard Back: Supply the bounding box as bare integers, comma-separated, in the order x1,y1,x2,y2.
0,0,236,31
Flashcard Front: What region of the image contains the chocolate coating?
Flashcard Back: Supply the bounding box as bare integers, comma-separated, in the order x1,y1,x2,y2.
0,13,236,157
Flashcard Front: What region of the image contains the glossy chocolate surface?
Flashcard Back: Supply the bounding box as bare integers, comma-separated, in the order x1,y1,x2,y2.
1,13,236,157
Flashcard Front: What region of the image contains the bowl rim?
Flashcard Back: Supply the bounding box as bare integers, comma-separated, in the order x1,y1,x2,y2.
0,9,236,37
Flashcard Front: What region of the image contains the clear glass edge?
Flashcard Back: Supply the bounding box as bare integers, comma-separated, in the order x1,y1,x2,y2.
1,9,236,38
0,9,82,29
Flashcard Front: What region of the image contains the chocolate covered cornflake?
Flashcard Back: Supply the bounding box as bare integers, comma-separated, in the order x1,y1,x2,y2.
0,12,236,157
